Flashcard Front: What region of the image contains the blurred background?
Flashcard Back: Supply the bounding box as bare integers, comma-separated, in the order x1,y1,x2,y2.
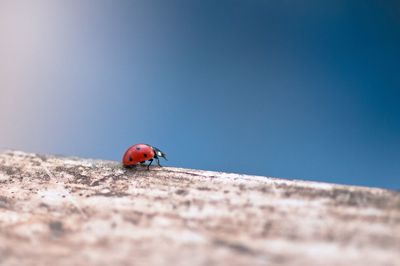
0,1,399,189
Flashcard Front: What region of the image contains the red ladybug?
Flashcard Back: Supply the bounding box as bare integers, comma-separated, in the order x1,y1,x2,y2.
122,144,167,169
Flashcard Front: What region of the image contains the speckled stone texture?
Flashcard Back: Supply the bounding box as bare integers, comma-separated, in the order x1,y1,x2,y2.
0,150,399,266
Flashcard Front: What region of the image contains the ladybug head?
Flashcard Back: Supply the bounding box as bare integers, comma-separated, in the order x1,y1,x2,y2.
152,146,167,161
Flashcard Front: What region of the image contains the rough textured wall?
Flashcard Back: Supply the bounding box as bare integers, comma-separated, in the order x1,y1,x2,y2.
0,150,399,266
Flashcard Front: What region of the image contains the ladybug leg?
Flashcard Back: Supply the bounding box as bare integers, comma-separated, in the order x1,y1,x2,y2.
147,159,153,170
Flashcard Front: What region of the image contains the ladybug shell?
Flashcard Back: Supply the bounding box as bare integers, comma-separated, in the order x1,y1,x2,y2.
122,144,155,167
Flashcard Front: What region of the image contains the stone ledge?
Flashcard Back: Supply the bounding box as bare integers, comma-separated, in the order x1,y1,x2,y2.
0,150,399,266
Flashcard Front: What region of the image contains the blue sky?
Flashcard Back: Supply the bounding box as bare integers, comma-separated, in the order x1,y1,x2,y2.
0,1,399,189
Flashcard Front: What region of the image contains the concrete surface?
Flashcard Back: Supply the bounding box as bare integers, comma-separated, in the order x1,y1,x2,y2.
0,150,399,266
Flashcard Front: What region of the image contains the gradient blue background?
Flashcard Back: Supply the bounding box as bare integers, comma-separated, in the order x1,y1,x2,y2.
1,1,399,189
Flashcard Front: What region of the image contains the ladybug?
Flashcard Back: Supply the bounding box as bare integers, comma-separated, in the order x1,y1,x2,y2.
122,144,167,169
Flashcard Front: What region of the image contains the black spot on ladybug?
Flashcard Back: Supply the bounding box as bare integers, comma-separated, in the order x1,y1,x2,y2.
136,146,141,150
143,153,147,158
129,156,133,162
